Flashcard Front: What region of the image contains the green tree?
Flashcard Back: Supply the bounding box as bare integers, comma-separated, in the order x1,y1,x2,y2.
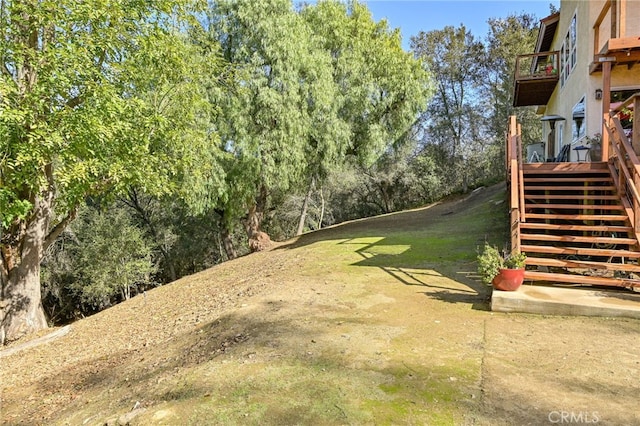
206,0,338,253
484,13,542,151
72,204,156,309
410,25,486,193
0,0,222,342
296,0,432,233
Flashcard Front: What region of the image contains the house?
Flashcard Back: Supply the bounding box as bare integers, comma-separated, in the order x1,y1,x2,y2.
507,0,640,290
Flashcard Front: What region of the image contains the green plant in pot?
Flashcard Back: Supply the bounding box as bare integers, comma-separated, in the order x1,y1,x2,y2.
477,243,527,291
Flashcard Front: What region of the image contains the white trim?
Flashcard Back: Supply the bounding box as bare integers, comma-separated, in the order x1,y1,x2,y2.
560,13,578,88
571,95,586,144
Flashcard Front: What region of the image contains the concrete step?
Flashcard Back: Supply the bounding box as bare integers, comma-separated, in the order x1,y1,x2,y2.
491,285,640,319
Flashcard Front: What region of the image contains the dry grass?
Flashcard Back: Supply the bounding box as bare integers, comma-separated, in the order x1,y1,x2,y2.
1,183,639,425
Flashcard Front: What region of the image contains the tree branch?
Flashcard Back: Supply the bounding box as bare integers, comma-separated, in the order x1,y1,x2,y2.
43,209,77,252
65,94,84,109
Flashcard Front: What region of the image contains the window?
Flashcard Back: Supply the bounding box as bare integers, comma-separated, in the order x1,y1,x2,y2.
557,122,564,153
572,96,586,142
560,14,577,87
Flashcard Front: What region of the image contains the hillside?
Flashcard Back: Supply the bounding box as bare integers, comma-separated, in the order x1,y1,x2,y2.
1,183,639,425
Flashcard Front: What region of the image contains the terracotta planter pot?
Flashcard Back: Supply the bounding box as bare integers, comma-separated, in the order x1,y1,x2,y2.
492,268,525,291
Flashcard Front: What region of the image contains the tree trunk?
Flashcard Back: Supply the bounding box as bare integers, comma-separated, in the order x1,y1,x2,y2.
317,186,325,230
296,179,315,236
246,185,271,252
379,180,392,213
220,226,237,260
215,208,238,261
122,191,177,282
1,199,51,344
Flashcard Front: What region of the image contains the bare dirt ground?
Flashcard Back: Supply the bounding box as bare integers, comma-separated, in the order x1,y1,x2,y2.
1,183,639,425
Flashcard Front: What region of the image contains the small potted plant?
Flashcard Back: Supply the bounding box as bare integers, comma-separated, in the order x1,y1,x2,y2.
477,243,527,291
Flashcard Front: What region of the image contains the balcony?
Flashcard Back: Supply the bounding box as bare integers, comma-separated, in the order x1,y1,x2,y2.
513,51,559,107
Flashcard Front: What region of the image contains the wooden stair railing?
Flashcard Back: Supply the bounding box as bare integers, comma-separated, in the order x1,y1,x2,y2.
506,116,524,255
505,115,640,290
606,92,640,242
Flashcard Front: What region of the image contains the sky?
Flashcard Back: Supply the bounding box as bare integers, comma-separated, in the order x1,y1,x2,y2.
362,0,560,49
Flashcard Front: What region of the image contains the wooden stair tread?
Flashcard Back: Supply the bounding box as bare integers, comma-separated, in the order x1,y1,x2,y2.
526,257,640,272
520,233,637,245
521,244,640,258
524,177,613,183
525,203,624,210
519,223,633,232
525,213,629,221
523,185,616,191
523,163,609,173
516,162,640,290
524,194,619,200
524,271,640,288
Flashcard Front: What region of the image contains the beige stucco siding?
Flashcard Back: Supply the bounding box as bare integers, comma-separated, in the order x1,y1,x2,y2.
543,0,640,161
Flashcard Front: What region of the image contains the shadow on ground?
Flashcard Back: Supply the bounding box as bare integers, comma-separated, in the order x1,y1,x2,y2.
277,183,508,311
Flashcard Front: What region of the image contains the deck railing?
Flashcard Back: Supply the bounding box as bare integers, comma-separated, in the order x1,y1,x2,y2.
506,116,525,254
514,51,559,81
605,92,640,241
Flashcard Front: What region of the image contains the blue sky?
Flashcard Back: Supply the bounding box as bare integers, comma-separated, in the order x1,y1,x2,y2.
363,0,560,49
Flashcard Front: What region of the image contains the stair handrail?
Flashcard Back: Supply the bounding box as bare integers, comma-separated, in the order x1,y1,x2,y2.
507,115,524,254
606,93,640,242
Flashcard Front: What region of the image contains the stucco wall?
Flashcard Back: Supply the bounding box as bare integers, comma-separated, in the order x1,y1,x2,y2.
543,0,639,161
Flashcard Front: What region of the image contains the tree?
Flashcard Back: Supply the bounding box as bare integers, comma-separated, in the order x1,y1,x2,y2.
484,13,542,149
296,0,432,233
410,26,486,193
205,0,338,251
72,204,156,309
0,0,222,342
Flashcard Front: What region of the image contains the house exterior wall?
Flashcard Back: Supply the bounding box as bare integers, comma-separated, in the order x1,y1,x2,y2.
543,0,640,161
622,1,640,37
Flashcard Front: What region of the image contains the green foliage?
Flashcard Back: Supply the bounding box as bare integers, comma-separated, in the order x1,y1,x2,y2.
504,251,527,269
477,243,526,285
204,0,432,237
41,203,157,318
1,0,226,337
73,205,156,308
477,244,504,285
0,0,223,234
303,0,432,168
484,14,542,147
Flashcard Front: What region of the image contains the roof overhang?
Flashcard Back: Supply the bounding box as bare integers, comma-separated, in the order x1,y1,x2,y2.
534,12,560,54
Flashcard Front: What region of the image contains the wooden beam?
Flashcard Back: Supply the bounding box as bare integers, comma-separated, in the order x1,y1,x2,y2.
605,37,640,51
620,0,626,37
602,60,612,162
594,0,611,29
634,96,640,156
611,0,618,39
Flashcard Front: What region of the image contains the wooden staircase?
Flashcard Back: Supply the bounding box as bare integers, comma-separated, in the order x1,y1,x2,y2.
519,162,640,290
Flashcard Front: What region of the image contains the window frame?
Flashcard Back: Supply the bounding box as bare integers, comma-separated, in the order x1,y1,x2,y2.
560,13,577,88
571,95,586,143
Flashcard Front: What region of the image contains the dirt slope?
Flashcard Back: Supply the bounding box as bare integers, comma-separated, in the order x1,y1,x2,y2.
1,183,639,425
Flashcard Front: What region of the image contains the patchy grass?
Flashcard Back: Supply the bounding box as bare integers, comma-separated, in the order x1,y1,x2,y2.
3,183,639,426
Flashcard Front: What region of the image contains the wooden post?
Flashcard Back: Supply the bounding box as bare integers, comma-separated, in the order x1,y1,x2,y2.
611,0,618,39
517,124,525,223
635,173,640,239
633,95,640,154
619,0,626,38
602,60,612,162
